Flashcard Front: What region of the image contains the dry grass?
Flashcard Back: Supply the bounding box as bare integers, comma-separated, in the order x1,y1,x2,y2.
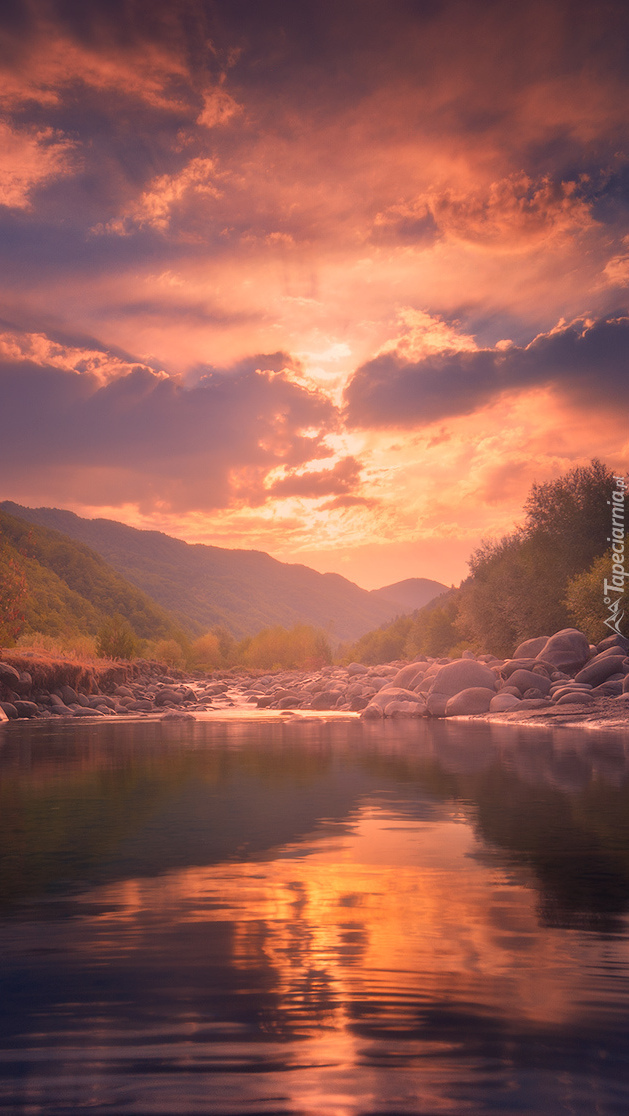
0,647,136,694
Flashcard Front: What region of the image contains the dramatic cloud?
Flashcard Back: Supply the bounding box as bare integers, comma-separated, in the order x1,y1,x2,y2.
1,0,629,583
0,338,337,513
344,316,629,429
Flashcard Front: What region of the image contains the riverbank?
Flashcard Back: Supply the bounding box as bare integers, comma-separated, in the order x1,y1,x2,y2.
1,627,628,727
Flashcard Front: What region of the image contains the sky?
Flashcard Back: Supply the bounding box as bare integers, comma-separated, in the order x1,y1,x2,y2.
1,0,629,589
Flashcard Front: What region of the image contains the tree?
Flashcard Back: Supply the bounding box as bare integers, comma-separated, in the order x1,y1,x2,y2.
565,539,629,643
96,613,139,660
0,534,28,646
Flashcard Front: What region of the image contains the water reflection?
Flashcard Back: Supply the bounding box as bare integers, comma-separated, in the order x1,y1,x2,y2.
1,716,629,1113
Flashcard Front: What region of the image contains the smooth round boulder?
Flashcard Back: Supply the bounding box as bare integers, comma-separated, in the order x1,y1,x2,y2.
555,691,597,705
0,663,20,689
489,693,521,712
360,703,383,719
389,663,426,689
574,655,626,686
13,700,40,718
507,669,552,696
428,660,497,698
445,687,495,716
369,686,425,710
513,636,549,659
535,629,590,674
0,704,8,722
347,663,368,676
425,692,449,717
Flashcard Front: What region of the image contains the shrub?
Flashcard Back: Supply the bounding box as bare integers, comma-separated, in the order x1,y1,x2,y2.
96,613,139,660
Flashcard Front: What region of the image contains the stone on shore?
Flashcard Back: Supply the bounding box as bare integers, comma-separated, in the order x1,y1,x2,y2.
535,629,591,674
428,659,498,697
446,687,496,716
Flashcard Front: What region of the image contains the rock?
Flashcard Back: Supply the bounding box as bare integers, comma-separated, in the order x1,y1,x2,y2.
490,693,521,711
555,691,597,705
160,710,195,721
428,660,497,697
384,700,426,717
126,699,155,712
445,687,495,716
574,655,626,686
389,663,426,688
498,685,522,697
347,663,368,676
0,701,18,719
551,685,592,701
596,634,629,655
517,698,552,709
309,690,343,710
501,658,552,677
425,693,449,717
72,706,106,716
349,696,370,711
60,685,79,705
507,669,552,696
513,636,549,658
360,703,383,719
535,629,590,674
13,700,40,718
369,687,425,710
0,663,20,689
0,704,8,722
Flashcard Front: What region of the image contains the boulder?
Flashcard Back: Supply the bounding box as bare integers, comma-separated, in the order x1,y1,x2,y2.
0,704,7,722
369,687,425,710
309,690,343,710
507,669,552,696
13,700,40,718
425,693,449,717
428,659,497,698
555,691,596,705
445,687,495,716
346,663,368,676
490,693,521,712
596,634,629,655
574,654,627,686
535,629,590,674
360,703,383,719
0,662,20,688
384,700,426,718
389,663,426,689
0,701,18,719
513,636,549,658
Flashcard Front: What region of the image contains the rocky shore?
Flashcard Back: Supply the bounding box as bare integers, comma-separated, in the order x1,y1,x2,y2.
1,628,629,727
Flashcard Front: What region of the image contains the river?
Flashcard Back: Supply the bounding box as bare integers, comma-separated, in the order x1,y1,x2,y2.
1,713,629,1114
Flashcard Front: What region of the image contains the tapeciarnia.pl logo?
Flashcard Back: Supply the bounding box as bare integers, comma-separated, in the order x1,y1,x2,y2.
603,474,627,635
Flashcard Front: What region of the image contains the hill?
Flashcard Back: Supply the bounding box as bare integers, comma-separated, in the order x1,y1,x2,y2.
0,508,182,644
370,577,449,612
1,503,447,642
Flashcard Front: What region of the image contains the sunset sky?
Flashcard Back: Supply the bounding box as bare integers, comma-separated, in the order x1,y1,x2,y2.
2,0,629,588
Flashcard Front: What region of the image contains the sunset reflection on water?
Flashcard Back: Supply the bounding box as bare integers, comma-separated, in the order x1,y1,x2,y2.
1,716,629,1114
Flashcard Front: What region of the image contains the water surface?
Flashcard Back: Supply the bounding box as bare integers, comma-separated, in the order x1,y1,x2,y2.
1,715,629,1114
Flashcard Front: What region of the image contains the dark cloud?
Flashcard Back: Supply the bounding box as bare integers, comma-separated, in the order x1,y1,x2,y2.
343,314,629,429
0,349,337,511
268,456,363,499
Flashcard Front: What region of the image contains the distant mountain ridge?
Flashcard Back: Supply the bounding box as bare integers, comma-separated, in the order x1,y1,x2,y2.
370,577,451,613
1,502,448,642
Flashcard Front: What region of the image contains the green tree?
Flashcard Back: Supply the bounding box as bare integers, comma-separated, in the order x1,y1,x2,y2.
0,536,27,646
565,539,628,643
96,614,139,660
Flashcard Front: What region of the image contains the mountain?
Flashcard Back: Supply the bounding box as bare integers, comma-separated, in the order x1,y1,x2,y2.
0,508,182,643
370,577,449,612
1,502,447,642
